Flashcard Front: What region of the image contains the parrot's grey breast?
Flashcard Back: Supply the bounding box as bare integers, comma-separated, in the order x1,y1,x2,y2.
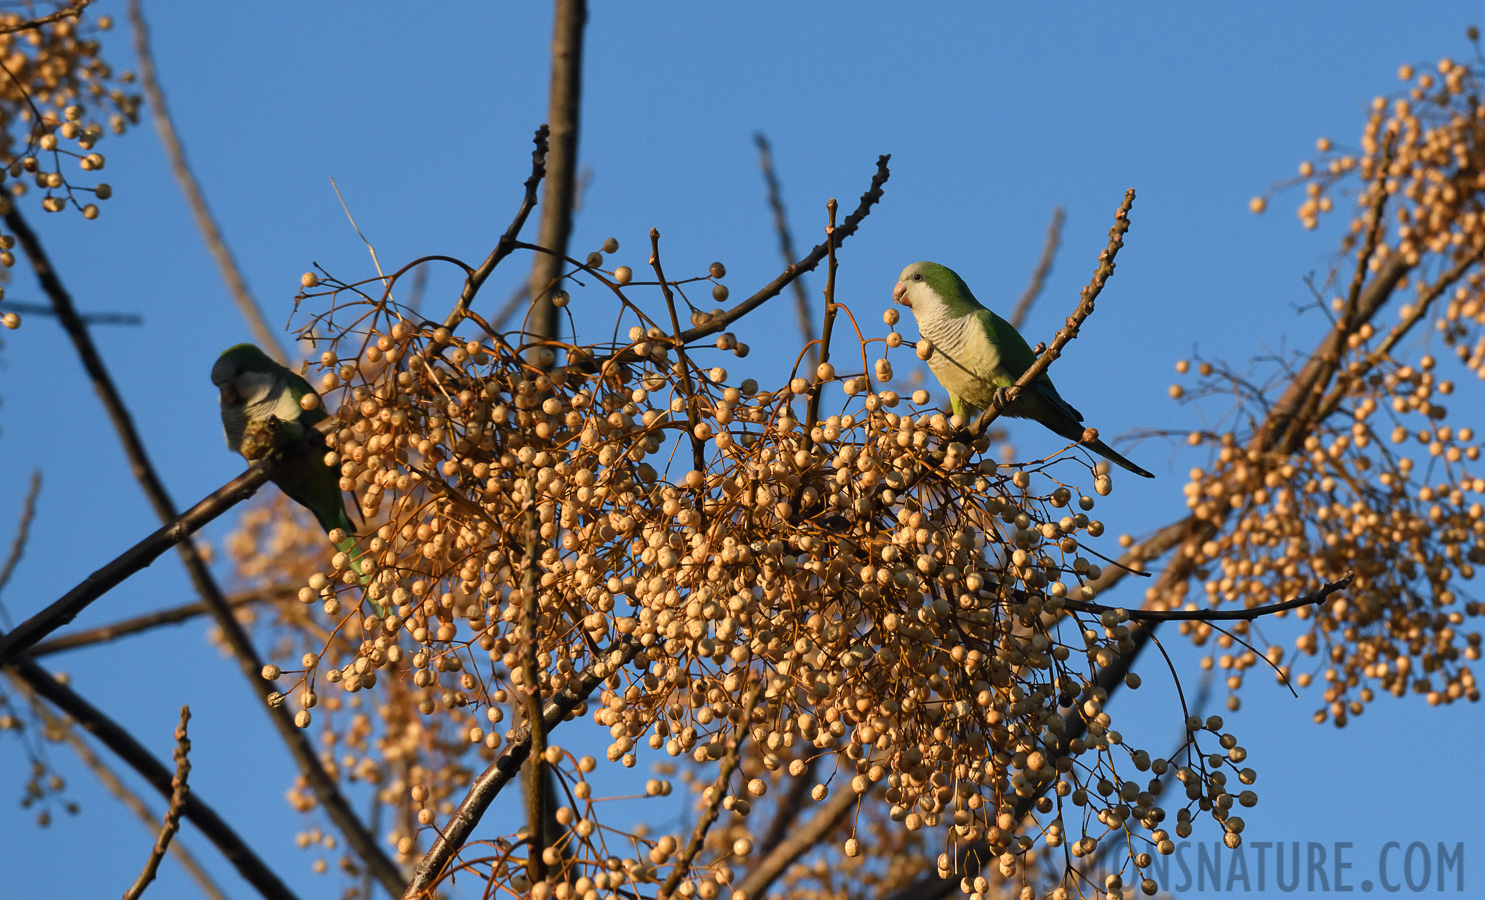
914,305,1004,410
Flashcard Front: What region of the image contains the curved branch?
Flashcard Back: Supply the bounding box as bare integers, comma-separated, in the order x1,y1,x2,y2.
128,0,284,362
402,637,641,899
5,654,298,900
678,155,890,344
975,189,1134,435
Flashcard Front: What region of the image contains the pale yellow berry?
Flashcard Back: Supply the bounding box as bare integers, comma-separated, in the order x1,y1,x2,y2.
614,266,633,284
301,272,320,288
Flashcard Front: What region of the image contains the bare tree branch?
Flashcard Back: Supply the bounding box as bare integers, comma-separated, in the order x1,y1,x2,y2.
679,155,890,345
122,706,192,900
525,0,586,344
5,653,298,900
127,0,284,362
0,469,40,628
754,133,814,361
403,637,639,899
1008,205,1063,330
1,207,404,895
975,189,1134,435
0,0,91,36
0,462,270,663
18,685,229,900
29,587,288,657
445,124,550,328
1059,572,1352,622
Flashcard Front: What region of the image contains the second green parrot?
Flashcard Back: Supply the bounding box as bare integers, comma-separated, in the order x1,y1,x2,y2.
211,343,378,602
893,261,1153,479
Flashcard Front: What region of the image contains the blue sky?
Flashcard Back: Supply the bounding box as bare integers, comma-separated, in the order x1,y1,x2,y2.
1,3,1481,898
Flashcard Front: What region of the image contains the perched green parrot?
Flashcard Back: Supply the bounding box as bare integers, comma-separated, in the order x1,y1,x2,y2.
893,261,1154,479
211,344,378,600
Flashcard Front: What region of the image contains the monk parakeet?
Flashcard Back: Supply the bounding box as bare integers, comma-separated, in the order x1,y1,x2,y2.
893,262,1153,479
211,344,377,599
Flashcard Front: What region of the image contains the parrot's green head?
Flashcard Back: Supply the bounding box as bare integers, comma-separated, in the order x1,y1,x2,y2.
893,261,983,318
212,343,280,408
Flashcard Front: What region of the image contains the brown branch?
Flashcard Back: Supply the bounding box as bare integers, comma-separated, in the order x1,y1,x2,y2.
651,228,707,472
5,654,299,900
1059,572,1352,622
678,155,890,344
1312,244,1485,425
446,124,551,328
127,0,284,362
0,0,90,35
1008,206,1064,330
19,684,229,900
734,772,860,900
29,587,288,657
660,682,763,900
0,300,140,325
0,463,270,664
524,0,586,344
0,469,41,626
403,637,641,899
802,199,839,451
754,133,815,360
755,755,817,860
974,189,1134,435
520,513,548,886
122,706,192,900
4,207,404,894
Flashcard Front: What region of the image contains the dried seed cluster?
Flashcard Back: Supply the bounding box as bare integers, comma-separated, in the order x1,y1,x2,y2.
225,243,1247,898
1186,54,1485,729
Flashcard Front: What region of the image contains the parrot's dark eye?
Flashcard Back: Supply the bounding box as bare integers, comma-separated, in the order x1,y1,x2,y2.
912,273,922,281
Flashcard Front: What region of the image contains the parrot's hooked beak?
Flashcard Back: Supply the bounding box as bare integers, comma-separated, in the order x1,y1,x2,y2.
892,281,910,308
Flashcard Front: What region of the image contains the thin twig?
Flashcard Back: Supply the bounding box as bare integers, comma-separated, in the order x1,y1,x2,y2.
127,0,283,362
660,682,763,900
0,300,140,325
651,228,706,472
524,0,587,344
5,654,299,900
754,133,814,361
446,125,550,328
0,0,91,36
802,199,839,452
677,155,890,345
402,637,641,899
29,587,289,657
122,706,192,900
974,189,1134,436
0,470,41,628
17,684,229,900
520,512,548,886
1008,206,1063,330
4,207,404,894
1059,572,1352,622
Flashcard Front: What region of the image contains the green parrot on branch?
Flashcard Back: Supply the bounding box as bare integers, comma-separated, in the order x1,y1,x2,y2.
893,261,1153,479
211,344,377,601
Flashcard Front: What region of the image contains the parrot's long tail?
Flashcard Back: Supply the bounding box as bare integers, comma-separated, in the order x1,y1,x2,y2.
1086,439,1155,479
